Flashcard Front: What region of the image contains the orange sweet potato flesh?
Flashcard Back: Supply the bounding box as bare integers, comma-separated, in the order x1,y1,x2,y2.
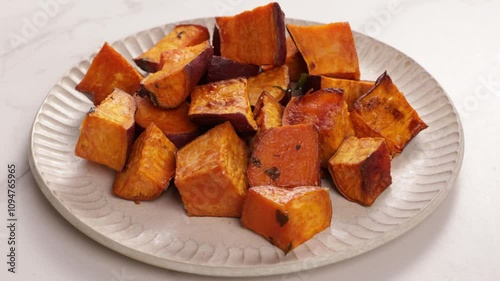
188,77,258,133
75,89,137,171
247,65,290,107
283,88,354,168
216,2,286,65
134,24,209,73
76,42,143,105
113,123,177,201
328,136,392,206
284,36,308,81
135,96,201,148
305,76,375,111
260,36,307,82
253,91,284,132
287,22,360,80
241,185,332,253
247,123,321,188
140,41,213,109
250,92,284,150
175,122,249,217
350,72,428,156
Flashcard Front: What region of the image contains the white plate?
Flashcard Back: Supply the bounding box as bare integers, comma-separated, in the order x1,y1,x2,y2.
29,18,464,277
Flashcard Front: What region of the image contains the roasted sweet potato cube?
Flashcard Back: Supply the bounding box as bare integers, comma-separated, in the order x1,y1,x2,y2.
135,96,201,148
241,185,332,253
206,56,261,83
134,24,209,72
113,123,177,201
174,122,249,217
305,76,375,111
328,136,392,206
75,89,136,171
248,65,290,106
283,88,354,167
287,22,360,80
216,2,286,65
140,42,213,109
76,42,143,105
350,72,428,156
247,123,321,188
188,77,258,133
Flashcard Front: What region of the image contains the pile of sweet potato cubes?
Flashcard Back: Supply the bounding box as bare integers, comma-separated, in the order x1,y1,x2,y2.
74,2,427,253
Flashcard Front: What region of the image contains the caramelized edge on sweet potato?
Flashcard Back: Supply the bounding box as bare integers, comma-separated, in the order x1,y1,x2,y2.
134,24,209,73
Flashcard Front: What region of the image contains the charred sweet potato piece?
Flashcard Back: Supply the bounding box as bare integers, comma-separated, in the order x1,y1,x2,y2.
247,65,290,106
328,136,392,206
75,89,136,171
140,42,213,109
305,76,375,111
134,24,209,73
174,122,249,217
247,123,321,187
283,88,354,167
206,56,261,83
76,42,143,105
113,123,177,201
135,96,201,148
287,22,360,80
216,2,286,65
188,77,258,133
241,185,332,253
350,72,428,156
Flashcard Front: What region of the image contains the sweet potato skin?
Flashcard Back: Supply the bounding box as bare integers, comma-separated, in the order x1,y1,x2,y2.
241,185,332,253
350,72,428,156
247,123,321,188
75,89,137,171
206,56,261,83
76,42,142,105
287,22,360,80
283,88,354,167
188,77,258,133
328,136,392,206
134,96,201,148
216,2,286,65
134,24,210,73
174,122,249,217
140,42,213,109
113,123,177,201
247,65,290,106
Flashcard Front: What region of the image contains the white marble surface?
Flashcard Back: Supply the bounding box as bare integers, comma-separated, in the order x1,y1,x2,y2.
0,0,499,280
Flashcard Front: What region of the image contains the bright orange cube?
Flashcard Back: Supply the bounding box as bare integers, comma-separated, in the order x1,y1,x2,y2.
174,122,249,217
76,42,143,105
75,89,137,171
241,185,332,253
113,123,177,201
